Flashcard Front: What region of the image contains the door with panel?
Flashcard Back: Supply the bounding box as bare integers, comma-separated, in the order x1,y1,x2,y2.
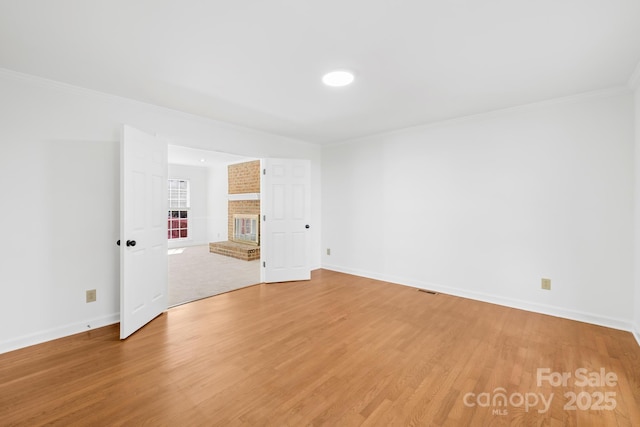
120,125,168,339
261,158,311,283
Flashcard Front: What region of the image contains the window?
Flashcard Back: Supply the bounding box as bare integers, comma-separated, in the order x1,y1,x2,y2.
168,179,190,240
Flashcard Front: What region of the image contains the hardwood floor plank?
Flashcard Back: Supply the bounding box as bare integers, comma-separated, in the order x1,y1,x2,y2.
1,269,639,426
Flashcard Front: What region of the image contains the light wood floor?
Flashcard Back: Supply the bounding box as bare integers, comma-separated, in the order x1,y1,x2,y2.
1,269,639,426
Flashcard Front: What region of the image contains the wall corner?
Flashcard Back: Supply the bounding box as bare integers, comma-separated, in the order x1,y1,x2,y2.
629,60,640,89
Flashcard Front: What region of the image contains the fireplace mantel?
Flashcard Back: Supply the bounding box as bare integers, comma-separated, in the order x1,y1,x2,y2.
228,193,260,201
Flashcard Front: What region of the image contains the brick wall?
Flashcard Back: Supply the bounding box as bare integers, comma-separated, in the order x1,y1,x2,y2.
228,160,260,194
227,160,261,243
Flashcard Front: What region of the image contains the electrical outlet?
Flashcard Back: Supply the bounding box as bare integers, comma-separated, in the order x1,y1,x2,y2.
86,289,97,303
541,278,551,290
326,248,331,255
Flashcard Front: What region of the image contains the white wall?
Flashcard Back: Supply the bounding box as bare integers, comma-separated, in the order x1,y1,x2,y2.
634,81,640,342
168,164,209,248
0,69,321,354
322,89,635,330
207,163,230,243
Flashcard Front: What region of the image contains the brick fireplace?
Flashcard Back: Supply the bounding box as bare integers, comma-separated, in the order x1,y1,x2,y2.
209,160,261,261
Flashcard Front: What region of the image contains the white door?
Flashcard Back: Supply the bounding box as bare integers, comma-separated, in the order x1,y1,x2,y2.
261,158,311,283
120,125,168,339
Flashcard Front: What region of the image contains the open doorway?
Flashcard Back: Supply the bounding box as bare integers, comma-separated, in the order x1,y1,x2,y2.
167,145,261,306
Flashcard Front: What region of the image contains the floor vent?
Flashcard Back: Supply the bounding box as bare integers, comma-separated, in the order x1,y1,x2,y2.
417,289,438,295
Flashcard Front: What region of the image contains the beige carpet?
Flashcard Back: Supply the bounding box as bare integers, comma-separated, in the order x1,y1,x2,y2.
168,244,260,307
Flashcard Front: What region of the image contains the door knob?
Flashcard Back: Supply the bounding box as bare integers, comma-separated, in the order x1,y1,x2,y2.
305,224,310,229
116,240,120,246
126,240,137,247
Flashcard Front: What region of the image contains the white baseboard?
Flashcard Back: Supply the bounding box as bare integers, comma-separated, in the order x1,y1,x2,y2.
3,271,637,353
0,313,119,355
632,322,640,347
322,264,636,337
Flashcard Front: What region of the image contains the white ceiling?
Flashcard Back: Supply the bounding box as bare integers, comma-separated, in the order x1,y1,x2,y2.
1,0,639,145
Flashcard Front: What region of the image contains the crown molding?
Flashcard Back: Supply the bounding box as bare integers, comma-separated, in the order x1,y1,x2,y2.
0,67,318,148
327,86,631,148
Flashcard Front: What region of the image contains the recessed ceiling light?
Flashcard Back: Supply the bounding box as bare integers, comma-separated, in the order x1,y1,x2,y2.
322,70,355,87
200,158,206,162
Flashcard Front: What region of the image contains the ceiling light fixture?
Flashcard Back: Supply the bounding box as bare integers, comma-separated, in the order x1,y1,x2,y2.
322,70,355,87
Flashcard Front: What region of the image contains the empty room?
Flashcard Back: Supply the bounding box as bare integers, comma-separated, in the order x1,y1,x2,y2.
1,1,640,426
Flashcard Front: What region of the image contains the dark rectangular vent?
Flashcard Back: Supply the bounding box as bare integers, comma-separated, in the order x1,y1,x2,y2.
417,289,438,295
